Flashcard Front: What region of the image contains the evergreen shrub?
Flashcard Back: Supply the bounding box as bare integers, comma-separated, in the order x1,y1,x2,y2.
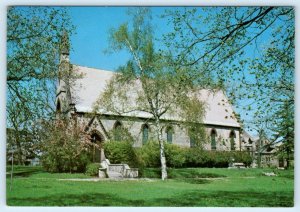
165,143,187,168
185,149,252,168
85,163,101,176
105,141,252,169
104,140,139,167
135,141,160,168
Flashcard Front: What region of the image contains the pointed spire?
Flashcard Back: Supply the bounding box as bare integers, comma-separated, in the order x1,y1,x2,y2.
60,31,70,55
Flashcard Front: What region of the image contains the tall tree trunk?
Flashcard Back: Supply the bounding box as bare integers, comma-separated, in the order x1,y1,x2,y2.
286,148,290,169
154,118,167,180
15,135,24,165
257,131,262,168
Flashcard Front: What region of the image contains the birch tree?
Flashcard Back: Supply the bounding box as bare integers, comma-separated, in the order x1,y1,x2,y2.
94,8,207,180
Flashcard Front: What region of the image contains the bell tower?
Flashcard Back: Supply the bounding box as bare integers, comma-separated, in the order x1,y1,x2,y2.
56,31,73,115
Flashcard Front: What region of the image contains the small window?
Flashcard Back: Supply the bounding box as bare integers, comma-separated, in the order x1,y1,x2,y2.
113,121,122,141
114,121,122,129
189,128,197,147
166,126,173,144
142,124,149,145
230,131,236,151
190,137,196,147
211,129,217,150
56,99,61,113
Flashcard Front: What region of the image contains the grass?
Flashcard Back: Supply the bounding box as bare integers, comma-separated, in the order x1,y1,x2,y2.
6,166,294,207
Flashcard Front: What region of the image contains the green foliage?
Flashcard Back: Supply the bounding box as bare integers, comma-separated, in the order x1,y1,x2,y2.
135,141,160,168
6,7,75,165
136,142,252,168
272,101,294,168
185,149,252,168
232,151,253,167
163,7,294,146
39,119,91,173
104,140,139,167
85,163,101,176
107,124,134,142
164,143,187,168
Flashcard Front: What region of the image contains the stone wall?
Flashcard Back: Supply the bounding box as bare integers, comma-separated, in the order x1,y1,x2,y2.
77,114,242,151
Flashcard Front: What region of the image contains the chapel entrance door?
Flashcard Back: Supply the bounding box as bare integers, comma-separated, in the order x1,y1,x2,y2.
90,132,103,163
279,158,284,168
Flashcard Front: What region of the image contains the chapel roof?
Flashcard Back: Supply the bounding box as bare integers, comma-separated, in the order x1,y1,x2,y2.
70,65,241,128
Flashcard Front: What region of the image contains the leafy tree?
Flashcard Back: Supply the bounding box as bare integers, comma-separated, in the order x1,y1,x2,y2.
6,6,74,163
94,8,208,180
272,101,294,168
163,7,294,147
39,117,93,173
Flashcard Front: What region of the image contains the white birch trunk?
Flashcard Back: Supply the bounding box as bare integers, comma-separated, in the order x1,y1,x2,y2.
155,118,167,180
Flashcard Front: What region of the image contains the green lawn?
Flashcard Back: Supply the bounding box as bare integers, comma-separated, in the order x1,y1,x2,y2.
6,166,294,207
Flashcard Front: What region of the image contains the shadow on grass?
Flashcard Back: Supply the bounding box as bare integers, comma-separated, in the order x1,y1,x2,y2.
7,190,293,207
6,166,44,178
168,169,227,179
153,190,294,207
174,178,211,184
142,168,227,179
7,192,146,206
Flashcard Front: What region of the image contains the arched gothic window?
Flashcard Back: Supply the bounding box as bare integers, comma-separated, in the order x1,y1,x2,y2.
190,137,196,148
248,138,253,144
56,99,61,113
113,121,122,141
211,129,217,150
230,131,236,151
166,126,173,144
189,128,196,147
114,121,122,129
142,124,149,145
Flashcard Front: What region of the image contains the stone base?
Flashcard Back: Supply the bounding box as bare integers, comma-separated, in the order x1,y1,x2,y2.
98,168,107,178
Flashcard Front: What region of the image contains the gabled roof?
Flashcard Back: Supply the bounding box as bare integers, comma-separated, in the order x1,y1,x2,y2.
242,130,258,142
70,65,240,128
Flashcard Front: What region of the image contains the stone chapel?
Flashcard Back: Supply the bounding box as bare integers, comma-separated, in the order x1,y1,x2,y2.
56,33,257,164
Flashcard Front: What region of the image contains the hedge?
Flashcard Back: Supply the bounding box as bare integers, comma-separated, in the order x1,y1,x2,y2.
104,141,253,169
85,163,101,176
138,143,252,168
104,140,140,168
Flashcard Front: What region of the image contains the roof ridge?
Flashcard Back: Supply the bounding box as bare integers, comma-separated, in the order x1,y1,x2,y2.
73,64,115,73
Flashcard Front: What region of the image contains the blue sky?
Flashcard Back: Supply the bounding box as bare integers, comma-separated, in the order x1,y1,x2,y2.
69,7,129,70
69,7,170,71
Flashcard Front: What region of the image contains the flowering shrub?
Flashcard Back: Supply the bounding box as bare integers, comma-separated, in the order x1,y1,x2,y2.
40,118,92,173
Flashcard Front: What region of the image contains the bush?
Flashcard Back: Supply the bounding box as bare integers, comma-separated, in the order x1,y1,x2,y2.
135,141,161,168
185,148,206,167
137,142,188,168
85,163,101,176
104,140,139,167
40,119,92,173
185,148,253,168
232,151,252,167
105,140,253,170
165,143,187,168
